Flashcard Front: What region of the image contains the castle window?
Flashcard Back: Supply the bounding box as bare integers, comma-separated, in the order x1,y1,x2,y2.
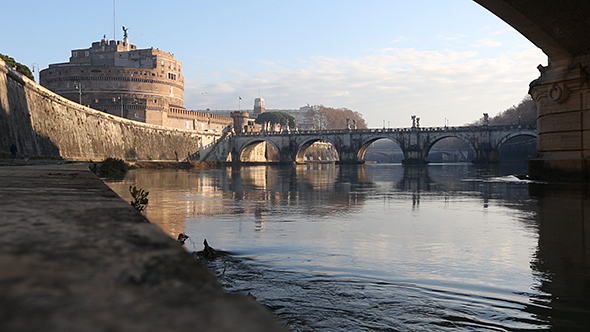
134,113,138,118
161,60,164,66
167,72,177,80
73,52,78,58
154,99,157,104
85,51,89,57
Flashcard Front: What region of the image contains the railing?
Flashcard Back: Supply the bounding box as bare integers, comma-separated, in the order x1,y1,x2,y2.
233,124,536,137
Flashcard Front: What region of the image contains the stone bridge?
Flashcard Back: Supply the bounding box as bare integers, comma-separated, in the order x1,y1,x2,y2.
222,125,536,164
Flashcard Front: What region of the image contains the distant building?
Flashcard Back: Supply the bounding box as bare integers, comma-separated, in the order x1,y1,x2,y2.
205,99,318,131
230,111,261,133
253,97,265,115
282,104,318,130
39,33,231,132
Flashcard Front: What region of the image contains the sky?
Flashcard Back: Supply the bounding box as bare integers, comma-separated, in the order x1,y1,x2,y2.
2,0,547,128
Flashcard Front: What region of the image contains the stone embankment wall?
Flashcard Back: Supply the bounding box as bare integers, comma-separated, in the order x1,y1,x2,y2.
1,58,218,161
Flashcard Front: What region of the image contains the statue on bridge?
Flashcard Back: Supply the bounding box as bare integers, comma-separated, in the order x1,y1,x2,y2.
411,115,420,129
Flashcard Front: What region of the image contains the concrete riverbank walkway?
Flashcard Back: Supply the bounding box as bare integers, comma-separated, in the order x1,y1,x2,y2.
0,163,285,331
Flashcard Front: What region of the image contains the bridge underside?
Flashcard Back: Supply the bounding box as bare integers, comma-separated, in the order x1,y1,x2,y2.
475,0,590,180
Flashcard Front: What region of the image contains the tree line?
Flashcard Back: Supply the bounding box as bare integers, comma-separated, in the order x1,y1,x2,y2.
0,53,34,81
309,105,368,130
470,95,537,127
254,106,368,131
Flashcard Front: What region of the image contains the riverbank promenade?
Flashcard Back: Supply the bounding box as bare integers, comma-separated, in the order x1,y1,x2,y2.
0,162,285,332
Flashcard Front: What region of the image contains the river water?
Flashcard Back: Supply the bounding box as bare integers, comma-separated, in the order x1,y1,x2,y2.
105,163,590,331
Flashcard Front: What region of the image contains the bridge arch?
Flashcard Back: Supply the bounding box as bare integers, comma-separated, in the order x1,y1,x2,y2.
474,1,587,61
424,135,476,163
495,132,538,151
358,137,404,162
237,139,280,163
295,138,339,163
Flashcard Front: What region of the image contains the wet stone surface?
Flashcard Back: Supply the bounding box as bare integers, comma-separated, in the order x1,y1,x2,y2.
0,163,285,332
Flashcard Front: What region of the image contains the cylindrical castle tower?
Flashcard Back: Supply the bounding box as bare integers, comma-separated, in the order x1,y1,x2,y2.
40,36,184,125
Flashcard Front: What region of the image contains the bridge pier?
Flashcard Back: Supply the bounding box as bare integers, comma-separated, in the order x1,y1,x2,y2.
336,149,364,164
529,58,590,181
399,129,429,164
473,1,590,181
401,147,429,165
472,143,500,164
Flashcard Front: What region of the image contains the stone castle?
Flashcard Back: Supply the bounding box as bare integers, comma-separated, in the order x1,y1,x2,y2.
39,32,231,132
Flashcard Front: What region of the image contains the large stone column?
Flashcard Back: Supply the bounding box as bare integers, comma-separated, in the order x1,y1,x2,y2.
529,56,590,181
473,0,590,181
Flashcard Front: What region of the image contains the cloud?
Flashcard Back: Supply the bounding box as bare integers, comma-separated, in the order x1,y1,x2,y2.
473,38,503,48
184,47,546,127
437,34,466,42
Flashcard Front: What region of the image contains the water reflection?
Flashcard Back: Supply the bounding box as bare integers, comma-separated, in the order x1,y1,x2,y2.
106,165,374,238
528,184,590,329
104,164,590,331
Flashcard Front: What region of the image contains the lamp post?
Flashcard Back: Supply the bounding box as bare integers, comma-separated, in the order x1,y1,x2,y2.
31,63,39,82
75,82,82,104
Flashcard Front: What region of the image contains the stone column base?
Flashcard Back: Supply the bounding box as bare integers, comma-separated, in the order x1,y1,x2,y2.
530,159,590,182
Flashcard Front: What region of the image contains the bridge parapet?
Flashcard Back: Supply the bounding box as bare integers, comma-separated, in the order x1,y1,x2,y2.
233,124,536,138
